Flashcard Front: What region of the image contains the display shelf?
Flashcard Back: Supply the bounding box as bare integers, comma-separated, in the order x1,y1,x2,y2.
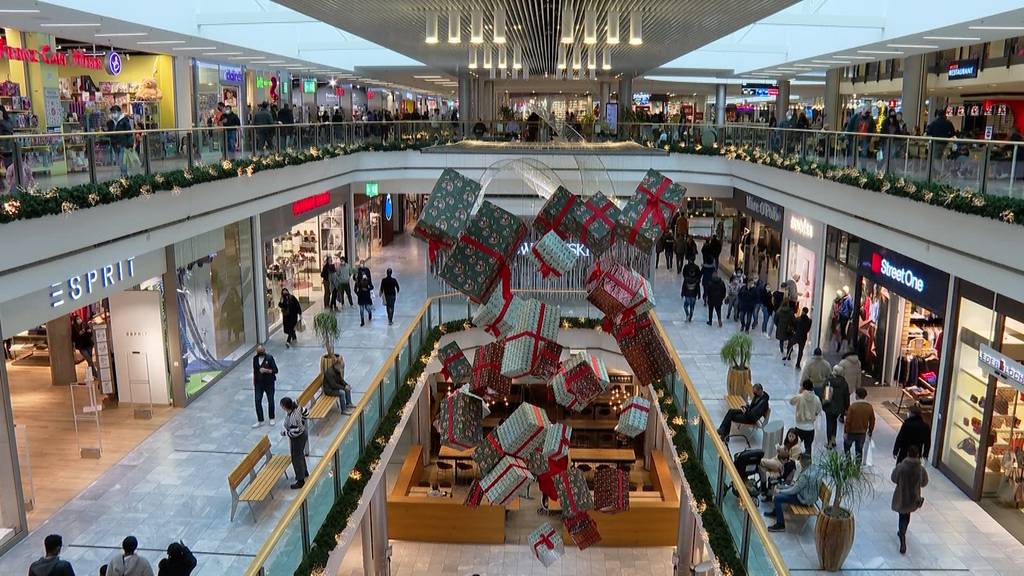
955,420,982,441
957,394,984,414
952,444,979,466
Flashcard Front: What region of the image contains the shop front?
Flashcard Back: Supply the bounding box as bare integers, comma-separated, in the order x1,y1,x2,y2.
733,190,783,285
195,61,244,126
938,282,1024,542
246,68,285,110
819,227,860,362
781,211,825,347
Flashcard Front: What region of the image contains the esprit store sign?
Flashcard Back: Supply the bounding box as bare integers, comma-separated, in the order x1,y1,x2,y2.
50,257,137,309
0,38,102,71
979,344,1024,390
788,215,814,239
871,252,924,293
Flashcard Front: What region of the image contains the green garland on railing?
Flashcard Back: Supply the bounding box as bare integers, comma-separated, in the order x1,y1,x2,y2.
651,378,747,576
0,139,441,224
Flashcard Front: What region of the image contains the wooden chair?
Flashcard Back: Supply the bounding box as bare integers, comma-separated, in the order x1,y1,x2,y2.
435,461,454,485
455,462,474,484
227,435,291,522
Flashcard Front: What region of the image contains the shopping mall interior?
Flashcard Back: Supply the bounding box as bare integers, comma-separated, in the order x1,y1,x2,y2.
2,1,1024,575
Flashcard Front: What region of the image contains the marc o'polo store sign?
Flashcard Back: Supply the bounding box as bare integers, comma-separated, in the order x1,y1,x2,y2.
979,344,1024,390
857,241,949,312
737,190,784,230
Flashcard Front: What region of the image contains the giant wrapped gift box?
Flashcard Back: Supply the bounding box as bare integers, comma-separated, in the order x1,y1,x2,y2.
473,430,505,478
502,300,562,378
470,340,512,401
571,192,619,256
613,312,674,386
616,169,686,253
434,388,484,449
564,511,602,550
480,455,533,506
551,352,610,412
530,230,578,279
615,395,652,439
440,201,527,304
533,186,581,240
496,402,551,457
585,258,653,319
473,290,525,338
413,168,482,263
438,341,472,383
542,423,572,460
553,467,594,516
594,467,630,514
464,479,484,508
536,455,568,501
529,523,565,567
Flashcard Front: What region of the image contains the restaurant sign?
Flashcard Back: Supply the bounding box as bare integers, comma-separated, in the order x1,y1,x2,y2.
0,38,102,71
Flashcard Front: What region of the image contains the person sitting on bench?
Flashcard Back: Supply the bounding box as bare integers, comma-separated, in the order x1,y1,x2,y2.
766,462,821,532
322,355,355,414
717,383,770,440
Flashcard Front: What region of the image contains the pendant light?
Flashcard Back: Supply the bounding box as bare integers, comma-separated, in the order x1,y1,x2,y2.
629,10,643,45
607,8,620,44
584,8,597,45
602,47,611,70
425,12,439,44
557,44,567,70
498,44,508,69
571,45,581,70
561,3,573,44
493,8,506,44
470,10,484,44
587,46,596,70
483,46,493,69
448,9,461,44
513,44,522,70
469,47,478,69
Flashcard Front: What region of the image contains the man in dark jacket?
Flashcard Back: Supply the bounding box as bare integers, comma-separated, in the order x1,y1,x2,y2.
786,307,813,368
278,289,302,346
737,280,760,332
320,257,337,311
705,271,727,327
106,105,133,176
157,541,197,576
219,105,241,157
717,383,770,439
379,268,400,325
925,110,955,138
252,344,279,428
680,258,701,322
822,369,851,449
894,404,931,462
29,534,75,576
253,101,275,151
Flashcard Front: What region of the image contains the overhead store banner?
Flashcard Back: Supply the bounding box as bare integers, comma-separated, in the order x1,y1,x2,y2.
857,240,949,312
947,58,979,81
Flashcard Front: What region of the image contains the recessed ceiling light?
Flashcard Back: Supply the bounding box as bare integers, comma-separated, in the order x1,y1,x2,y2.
94,32,148,37
203,52,243,56
39,23,101,27
921,36,981,41
414,75,444,79
171,47,218,51
968,26,1024,31
833,55,875,60
284,66,307,69
260,61,286,64
138,40,187,45
886,43,939,49
857,50,904,55
231,56,267,60
811,59,851,64
0,9,41,13
792,64,821,68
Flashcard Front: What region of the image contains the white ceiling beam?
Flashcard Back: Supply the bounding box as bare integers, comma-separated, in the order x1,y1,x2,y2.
754,14,885,29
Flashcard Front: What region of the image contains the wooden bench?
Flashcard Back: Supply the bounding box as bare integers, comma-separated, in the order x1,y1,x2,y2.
785,483,832,528
724,396,771,448
297,374,341,427
228,435,292,522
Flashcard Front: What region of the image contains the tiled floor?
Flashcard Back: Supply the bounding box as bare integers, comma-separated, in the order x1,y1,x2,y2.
0,234,439,576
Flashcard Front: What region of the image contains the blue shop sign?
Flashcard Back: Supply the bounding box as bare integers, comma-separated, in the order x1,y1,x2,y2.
220,65,244,85
384,194,393,221
947,59,978,81
857,241,948,312
50,257,137,309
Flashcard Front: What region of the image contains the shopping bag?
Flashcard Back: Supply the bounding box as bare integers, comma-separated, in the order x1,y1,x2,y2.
124,148,142,171
297,317,306,333
863,438,874,467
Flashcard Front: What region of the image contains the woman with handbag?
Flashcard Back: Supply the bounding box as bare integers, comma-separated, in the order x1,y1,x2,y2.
279,397,309,489
891,444,928,554
278,288,302,347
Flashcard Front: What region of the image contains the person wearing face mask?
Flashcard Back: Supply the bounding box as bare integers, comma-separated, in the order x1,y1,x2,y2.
278,289,302,346
219,105,241,157
106,105,133,176
252,344,278,428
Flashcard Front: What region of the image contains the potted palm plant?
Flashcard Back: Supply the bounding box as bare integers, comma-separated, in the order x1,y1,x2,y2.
815,450,874,571
719,332,753,400
313,310,340,372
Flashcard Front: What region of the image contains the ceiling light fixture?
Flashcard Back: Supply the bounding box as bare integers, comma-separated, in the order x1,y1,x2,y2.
137,40,187,45
483,46,493,69
425,12,439,44
448,9,461,44
921,35,982,41
260,61,285,64
471,9,484,44
587,46,596,70
811,59,851,64
171,47,218,51
39,23,101,27
94,32,148,37
513,45,522,70
886,43,939,49
833,55,874,60
231,56,267,60
469,47,478,69
629,11,643,45
493,8,506,44
414,75,443,79
602,47,611,70
584,8,597,45
557,44,567,69
205,52,244,56
857,49,904,55
607,8,620,44
498,44,508,69
968,25,1024,31
571,46,581,70
0,9,41,13
561,3,574,44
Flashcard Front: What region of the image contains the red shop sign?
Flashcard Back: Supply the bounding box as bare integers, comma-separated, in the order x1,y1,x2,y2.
0,38,102,71
292,191,331,216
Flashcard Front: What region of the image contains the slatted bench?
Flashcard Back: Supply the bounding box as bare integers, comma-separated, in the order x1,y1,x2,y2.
725,395,745,410
784,483,831,530
228,435,291,522
724,396,771,448
297,374,341,427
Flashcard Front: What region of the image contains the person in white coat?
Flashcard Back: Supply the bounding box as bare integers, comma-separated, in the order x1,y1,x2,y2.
106,536,154,576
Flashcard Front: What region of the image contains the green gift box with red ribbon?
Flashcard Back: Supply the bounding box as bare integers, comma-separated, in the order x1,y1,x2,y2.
570,192,619,256
615,395,651,438
594,467,630,514
530,230,578,279
480,455,533,506
613,312,674,387
473,429,506,478
554,467,594,516
472,290,525,338
542,423,573,460
551,352,610,413
434,388,484,450
413,168,482,264
533,186,581,240
470,340,511,401
501,299,563,378
440,200,527,304
496,402,551,457
528,523,564,567
438,341,472,383
616,169,686,253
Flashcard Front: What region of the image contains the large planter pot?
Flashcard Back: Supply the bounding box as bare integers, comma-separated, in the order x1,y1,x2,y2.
319,354,337,374
726,367,752,399
815,508,855,571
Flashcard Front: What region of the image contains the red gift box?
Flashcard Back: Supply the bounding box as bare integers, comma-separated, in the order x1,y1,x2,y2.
573,192,620,256
613,312,674,387
470,340,512,401
464,479,484,508
594,467,630,514
564,511,602,550
585,258,648,319
533,186,580,240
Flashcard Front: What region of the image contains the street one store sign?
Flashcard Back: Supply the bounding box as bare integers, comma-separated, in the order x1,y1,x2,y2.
979,344,1024,390
50,257,137,309
873,253,924,293
0,38,103,71
947,59,979,81
857,240,949,312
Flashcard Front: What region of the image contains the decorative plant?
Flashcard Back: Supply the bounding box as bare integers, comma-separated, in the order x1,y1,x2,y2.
719,332,753,371
498,105,514,122
817,449,875,516
313,310,340,358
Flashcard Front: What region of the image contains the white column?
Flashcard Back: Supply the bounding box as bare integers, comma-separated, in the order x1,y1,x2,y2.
0,318,28,535
618,76,633,108
902,54,928,134
172,56,194,128
775,79,791,121
715,84,727,127
600,82,611,116
251,216,268,343
458,68,472,135
824,69,842,131
344,185,356,264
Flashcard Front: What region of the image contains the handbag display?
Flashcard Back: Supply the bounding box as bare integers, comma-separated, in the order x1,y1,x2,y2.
958,438,978,456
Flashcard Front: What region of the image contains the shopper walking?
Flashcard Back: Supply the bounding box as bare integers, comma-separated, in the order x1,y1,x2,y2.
252,102,275,152
157,542,196,576
893,404,931,463
355,273,374,326
662,231,675,271
279,397,309,489
29,534,75,576
673,231,688,274
844,387,875,463
724,274,742,321
760,282,775,335
252,345,278,428
333,257,354,307
321,355,355,414
680,258,701,322
106,105,134,177
320,257,337,311
836,351,862,392
705,271,727,327
738,279,760,332
379,268,400,325
105,536,154,576
785,307,813,368
800,348,832,394
219,105,241,158
71,315,99,380
891,445,928,554
773,302,795,356
789,379,822,460
821,363,850,450
278,289,302,347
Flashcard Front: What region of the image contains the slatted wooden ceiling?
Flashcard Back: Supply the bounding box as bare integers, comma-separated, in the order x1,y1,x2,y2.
278,0,795,75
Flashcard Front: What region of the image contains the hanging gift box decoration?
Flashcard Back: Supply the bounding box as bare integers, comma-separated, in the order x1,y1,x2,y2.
594,467,630,514
530,230,578,279
613,312,674,386
528,523,565,567
585,257,652,319
437,341,472,383
473,429,506,478
550,352,610,412
440,201,527,304
464,479,485,508
615,395,652,439
533,185,581,240
497,402,551,457
480,455,533,506
413,168,482,263
616,169,686,253
502,299,562,378
434,387,485,449
472,289,525,338
553,466,594,515
470,340,512,401
571,191,619,256
542,423,573,460
564,511,602,550
536,455,568,501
